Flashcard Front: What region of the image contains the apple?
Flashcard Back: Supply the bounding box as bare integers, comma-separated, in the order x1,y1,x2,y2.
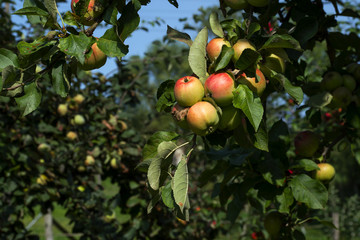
57,104,68,116
314,163,335,182
342,74,356,92
260,48,287,77
73,94,85,104
264,211,284,236
74,114,86,125
71,0,105,26
204,72,235,106
218,106,243,131
294,131,320,157
346,63,360,80
238,69,266,96
174,76,204,107
85,155,95,166
171,103,189,129
66,131,78,140
331,87,352,108
79,41,107,70
247,0,268,7
36,174,48,185
224,0,249,9
110,158,118,169
206,38,231,62
232,39,256,63
186,101,220,136
321,71,343,91
77,166,86,172
37,143,51,153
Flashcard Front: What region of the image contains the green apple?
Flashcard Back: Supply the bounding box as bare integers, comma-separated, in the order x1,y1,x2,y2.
73,94,85,104
321,71,343,91
264,211,284,236
260,48,287,77
331,87,352,108
85,155,95,166
74,114,86,125
342,74,356,92
218,106,243,131
224,0,248,10
247,0,268,7
57,104,68,116
314,163,335,182
110,158,118,169
346,63,360,80
37,143,51,153
232,39,256,63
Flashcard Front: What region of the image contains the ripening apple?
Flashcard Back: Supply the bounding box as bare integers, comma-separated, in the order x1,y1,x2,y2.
174,76,204,107
224,0,249,10
238,69,266,96
73,94,85,104
218,106,243,131
204,72,235,106
171,103,189,129
232,39,256,63
346,62,360,80
206,38,231,62
85,155,95,166
247,0,268,7
331,87,352,108
264,211,284,236
57,104,68,116
74,114,86,125
66,131,78,140
342,74,356,92
321,71,343,91
186,101,220,136
294,131,320,157
79,41,107,70
314,163,335,183
260,48,287,77
37,143,51,153
71,0,105,26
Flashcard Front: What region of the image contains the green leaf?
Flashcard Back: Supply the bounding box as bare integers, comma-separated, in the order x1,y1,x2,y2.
253,120,268,152
156,80,175,112
147,157,162,190
247,23,261,39
51,61,69,97
142,131,178,160
44,0,58,23
13,7,48,16
15,82,42,116
292,17,319,45
214,46,234,72
157,141,178,159
311,216,338,229
161,182,175,209
307,92,333,108
58,32,93,64
23,0,47,25
167,25,192,47
173,157,188,212
17,37,56,56
209,12,224,38
351,138,360,165
117,2,140,41
259,34,302,51
259,155,286,186
188,27,208,83
0,49,19,71
234,48,262,71
98,28,129,59
147,189,161,214
271,73,303,104
276,187,294,214
233,84,264,131
291,159,320,171
289,174,328,209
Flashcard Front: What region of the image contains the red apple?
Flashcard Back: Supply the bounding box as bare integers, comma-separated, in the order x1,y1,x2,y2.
238,69,266,96
321,71,343,91
206,38,231,62
174,76,204,107
204,72,235,106
224,0,249,10
218,106,243,131
79,41,107,70
314,163,335,182
186,101,220,136
232,39,256,63
71,0,105,26
294,131,320,157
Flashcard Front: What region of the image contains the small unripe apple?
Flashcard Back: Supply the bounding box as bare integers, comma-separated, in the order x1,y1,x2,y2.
346,62,360,80
79,42,107,70
85,155,95,166
73,94,85,104
331,87,352,108
71,0,105,26
110,158,118,169
77,166,86,172
321,71,343,91
218,106,243,131
57,104,68,116
206,38,231,62
66,131,78,140
38,143,51,153
314,163,335,182
224,0,248,9
294,131,320,157
171,103,189,129
238,69,266,96
205,72,235,106
187,101,220,136
342,74,356,92
264,211,284,236
174,76,204,107
232,39,256,63
74,114,86,125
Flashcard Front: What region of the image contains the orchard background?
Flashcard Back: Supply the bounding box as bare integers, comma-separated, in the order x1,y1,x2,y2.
1,0,360,239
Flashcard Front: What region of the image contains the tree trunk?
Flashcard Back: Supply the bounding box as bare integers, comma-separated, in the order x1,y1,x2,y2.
44,208,54,240
332,212,340,240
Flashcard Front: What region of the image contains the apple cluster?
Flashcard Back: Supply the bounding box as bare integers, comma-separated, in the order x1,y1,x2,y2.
321,63,360,108
223,0,269,10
